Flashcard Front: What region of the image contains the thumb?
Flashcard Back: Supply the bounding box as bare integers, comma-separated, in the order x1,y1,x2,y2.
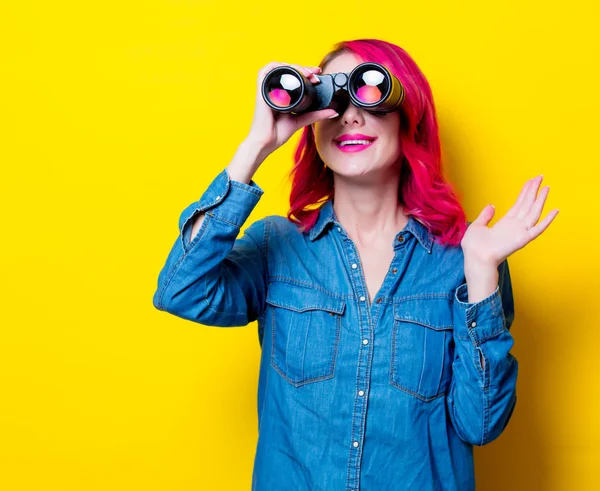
296,109,339,129
472,204,495,227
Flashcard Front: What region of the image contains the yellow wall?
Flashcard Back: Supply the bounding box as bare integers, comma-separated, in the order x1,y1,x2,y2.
1,1,597,489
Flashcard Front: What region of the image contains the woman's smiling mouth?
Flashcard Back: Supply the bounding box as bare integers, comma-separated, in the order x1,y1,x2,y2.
334,137,377,153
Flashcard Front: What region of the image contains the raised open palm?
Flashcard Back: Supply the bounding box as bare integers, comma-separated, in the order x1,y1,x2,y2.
461,175,560,267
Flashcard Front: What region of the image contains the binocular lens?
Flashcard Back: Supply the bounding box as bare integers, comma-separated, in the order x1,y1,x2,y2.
264,71,303,108
352,68,389,105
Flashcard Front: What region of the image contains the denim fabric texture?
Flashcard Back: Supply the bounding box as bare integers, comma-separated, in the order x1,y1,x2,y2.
153,168,518,491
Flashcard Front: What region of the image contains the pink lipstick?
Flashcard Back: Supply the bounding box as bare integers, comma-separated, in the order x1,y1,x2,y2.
333,133,377,153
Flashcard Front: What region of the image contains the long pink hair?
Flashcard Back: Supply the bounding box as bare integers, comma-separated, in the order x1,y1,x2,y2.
286,38,467,247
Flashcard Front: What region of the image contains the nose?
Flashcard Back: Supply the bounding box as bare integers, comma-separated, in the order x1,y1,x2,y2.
341,103,366,126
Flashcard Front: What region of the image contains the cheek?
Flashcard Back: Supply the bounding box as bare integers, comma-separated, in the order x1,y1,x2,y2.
381,120,402,155
386,139,402,162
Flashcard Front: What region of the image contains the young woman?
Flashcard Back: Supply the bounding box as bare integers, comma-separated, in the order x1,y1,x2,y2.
153,38,559,491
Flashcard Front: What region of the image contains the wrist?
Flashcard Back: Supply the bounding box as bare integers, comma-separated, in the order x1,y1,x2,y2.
243,134,274,156
463,256,499,303
226,139,266,185
464,255,498,281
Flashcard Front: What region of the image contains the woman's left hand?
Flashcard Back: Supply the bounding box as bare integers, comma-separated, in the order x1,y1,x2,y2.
461,175,560,269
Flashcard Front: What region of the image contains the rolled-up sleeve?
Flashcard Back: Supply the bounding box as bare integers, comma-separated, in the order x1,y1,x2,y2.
152,167,269,327
447,258,518,446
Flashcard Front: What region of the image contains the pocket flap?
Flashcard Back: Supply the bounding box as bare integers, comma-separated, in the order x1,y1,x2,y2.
266,281,346,315
393,297,453,330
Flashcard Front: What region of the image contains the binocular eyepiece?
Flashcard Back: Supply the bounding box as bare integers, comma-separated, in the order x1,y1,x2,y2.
261,62,405,116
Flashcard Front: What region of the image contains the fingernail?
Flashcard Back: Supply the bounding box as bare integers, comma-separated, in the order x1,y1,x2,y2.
328,112,339,119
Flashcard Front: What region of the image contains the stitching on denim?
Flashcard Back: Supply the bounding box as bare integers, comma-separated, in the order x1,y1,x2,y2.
417,329,427,394
269,306,341,387
206,211,242,229
156,215,212,310
436,331,448,396
456,286,500,310
255,218,270,323
268,277,350,300
265,298,345,315
393,317,454,331
350,313,373,484
473,346,485,379
195,218,250,318
185,209,212,253
393,301,454,330
491,294,503,318
257,311,271,432
396,292,453,302
179,205,201,253
389,319,447,403
482,364,491,445
229,180,263,197
389,379,446,402
349,328,363,487
469,326,508,346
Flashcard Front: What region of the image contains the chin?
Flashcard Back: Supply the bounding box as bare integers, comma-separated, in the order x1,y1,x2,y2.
328,162,374,177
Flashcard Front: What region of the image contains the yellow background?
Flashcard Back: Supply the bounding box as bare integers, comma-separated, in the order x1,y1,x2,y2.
1,1,598,489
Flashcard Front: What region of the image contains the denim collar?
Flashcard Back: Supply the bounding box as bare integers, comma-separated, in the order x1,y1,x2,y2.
308,199,434,253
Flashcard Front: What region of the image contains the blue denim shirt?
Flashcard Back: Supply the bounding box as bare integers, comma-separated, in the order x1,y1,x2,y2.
153,168,518,491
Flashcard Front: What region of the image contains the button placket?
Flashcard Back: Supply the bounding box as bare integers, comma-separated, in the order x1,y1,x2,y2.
339,237,373,491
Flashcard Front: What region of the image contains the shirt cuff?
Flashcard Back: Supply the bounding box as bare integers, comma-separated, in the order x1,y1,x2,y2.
178,168,264,251
453,283,507,346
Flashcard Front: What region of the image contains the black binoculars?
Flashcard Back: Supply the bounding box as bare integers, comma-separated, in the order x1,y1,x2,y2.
261,62,405,116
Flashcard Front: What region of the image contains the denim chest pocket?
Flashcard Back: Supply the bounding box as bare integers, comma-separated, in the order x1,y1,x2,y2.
390,296,454,402
266,281,346,388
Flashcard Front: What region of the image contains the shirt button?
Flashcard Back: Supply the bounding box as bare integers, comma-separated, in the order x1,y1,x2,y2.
397,236,404,242
392,268,398,274
337,227,341,232
352,263,358,269
471,321,477,328
376,298,382,303
362,339,369,345
353,441,359,448
359,296,366,302
358,390,364,396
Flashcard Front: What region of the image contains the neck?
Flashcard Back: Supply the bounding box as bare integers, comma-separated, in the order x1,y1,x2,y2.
332,175,408,248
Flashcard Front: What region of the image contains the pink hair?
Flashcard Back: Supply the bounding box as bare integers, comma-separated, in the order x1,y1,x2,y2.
285,38,467,247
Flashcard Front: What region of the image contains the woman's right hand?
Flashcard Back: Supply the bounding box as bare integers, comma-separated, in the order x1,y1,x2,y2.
246,62,339,156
